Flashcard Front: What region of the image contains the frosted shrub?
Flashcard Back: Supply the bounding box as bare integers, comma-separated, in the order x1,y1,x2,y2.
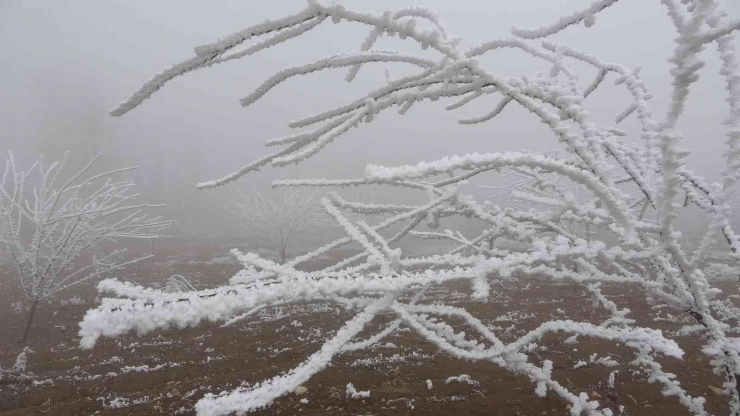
0,152,172,343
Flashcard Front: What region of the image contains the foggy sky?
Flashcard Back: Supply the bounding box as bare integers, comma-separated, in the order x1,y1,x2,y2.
2,0,739,239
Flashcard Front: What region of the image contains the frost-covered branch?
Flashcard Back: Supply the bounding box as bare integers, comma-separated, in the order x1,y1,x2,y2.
94,1,740,414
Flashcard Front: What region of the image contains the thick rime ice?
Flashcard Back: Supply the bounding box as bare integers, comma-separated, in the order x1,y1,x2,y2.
445,374,480,386
92,1,740,415
346,382,371,399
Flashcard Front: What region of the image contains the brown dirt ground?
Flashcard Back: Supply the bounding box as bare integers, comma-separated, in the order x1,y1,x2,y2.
0,239,737,416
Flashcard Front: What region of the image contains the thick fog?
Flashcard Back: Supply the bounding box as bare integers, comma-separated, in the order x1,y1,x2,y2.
2,0,739,239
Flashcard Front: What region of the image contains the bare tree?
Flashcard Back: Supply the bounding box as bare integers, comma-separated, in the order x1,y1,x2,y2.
0,151,173,343
229,188,332,264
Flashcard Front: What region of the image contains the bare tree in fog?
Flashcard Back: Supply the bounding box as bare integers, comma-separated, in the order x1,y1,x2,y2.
0,151,173,343
229,188,332,264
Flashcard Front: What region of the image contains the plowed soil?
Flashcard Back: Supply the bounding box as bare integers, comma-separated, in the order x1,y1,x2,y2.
0,239,736,415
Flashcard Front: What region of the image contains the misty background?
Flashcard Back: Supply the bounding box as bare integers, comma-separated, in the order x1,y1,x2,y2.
2,0,739,242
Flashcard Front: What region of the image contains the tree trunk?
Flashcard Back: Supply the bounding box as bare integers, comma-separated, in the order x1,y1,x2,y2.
19,300,39,344
281,246,287,265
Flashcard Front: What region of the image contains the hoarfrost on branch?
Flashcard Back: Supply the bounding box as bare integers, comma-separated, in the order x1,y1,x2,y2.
82,1,740,415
